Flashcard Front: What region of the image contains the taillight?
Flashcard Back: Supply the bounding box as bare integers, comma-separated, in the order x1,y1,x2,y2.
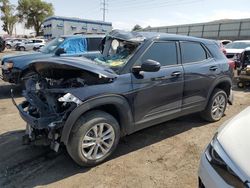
228,59,235,69
222,49,226,55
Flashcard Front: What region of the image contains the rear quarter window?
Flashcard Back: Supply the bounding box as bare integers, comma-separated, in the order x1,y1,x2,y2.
181,42,209,64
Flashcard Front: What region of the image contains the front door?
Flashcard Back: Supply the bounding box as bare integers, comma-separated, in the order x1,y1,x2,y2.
131,41,184,127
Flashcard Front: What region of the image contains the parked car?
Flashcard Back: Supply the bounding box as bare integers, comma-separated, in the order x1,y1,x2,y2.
224,40,250,60
13,30,234,167
198,107,250,188
5,38,26,49
0,36,5,52
1,35,104,85
15,39,46,51
220,40,232,46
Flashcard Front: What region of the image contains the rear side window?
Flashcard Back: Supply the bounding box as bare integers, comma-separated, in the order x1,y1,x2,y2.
140,42,178,66
87,38,102,51
35,40,43,43
181,42,208,64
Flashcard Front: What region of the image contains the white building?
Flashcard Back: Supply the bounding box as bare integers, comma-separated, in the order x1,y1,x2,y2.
43,16,112,39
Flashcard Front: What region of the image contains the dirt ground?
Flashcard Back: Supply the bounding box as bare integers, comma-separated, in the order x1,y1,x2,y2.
0,51,250,188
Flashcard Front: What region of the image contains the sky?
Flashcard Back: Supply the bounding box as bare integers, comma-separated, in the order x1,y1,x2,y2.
2,0,250,35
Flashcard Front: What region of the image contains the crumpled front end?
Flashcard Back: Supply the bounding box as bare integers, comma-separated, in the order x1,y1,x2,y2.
13,60,115,151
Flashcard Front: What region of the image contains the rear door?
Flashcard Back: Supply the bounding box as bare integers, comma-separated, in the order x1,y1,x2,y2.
131,41,184,127
180,41,221,110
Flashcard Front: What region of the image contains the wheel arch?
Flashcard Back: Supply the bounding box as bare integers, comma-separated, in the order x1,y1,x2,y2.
206,77,232,106
61,94,134,145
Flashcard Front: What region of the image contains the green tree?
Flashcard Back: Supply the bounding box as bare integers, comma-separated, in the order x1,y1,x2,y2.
0,0,18,35
17,0,54,36
132,24,142,31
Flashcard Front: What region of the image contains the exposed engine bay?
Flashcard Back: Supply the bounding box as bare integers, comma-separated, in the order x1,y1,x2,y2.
14,59,116,152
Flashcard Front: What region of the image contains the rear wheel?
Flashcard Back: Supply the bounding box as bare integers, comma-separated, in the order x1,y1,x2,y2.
67,110,120,167
200,89,227,122
237,81,244,88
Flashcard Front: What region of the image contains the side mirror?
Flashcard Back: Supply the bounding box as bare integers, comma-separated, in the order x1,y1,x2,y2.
55,48,65,56
132,59,161,74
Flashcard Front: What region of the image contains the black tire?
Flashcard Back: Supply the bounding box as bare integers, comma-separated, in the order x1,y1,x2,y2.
6,44,11,49
200,89,227,122
237,81,244,88
67,110,120,167
19,46,25,51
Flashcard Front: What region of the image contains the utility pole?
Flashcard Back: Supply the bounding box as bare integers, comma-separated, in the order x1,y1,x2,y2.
101,0,108,22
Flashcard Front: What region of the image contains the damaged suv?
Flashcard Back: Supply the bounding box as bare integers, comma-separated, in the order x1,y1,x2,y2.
13,30,233,166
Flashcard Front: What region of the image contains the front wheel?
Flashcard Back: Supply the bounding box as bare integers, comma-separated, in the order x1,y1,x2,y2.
19,46,25,51
200,89,227,122
67,110,120,167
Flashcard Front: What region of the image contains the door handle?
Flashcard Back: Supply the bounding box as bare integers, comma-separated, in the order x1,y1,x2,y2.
171,71,181,77
209,66,218,71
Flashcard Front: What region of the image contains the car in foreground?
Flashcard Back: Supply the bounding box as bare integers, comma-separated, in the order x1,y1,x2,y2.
198,107,250,188
225,40,250,60
1,35,103,85
13,30,233,167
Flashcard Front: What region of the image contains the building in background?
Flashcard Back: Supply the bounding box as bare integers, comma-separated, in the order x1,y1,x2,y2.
143,18,250,41
43,16,112,39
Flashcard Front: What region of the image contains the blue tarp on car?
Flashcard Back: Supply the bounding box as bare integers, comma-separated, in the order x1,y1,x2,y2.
60,37,87,54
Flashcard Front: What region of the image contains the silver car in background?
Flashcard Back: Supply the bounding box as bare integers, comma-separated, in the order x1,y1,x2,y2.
198,107,250,188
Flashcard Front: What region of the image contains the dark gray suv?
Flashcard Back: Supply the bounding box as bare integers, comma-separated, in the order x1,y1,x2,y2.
13,30,233,166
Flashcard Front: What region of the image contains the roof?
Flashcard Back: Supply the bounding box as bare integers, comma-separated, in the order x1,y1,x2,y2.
60,34,105,39
107,29,215,44
43,16,112,26
233,40,250,43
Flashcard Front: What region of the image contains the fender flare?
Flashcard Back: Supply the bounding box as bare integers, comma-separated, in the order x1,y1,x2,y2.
60,94,134,145
206,76,232,106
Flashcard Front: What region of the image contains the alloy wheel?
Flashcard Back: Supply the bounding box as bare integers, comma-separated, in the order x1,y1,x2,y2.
211,94,226,120
81,123,115,160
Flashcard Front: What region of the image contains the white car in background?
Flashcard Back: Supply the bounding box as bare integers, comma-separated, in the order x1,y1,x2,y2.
17,39,46,51
198,107,250,188
225,40,250,60
220,40,232,46
5,38,26,49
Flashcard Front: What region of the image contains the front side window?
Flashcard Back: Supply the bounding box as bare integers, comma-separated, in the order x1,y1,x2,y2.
181,42,208,64
138,42,178,66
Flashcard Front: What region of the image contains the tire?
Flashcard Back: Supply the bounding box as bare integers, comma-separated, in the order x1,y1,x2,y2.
6,44,11,49
67,110,120,167
200,89,227,122
237,81,244,88
19,46,25,51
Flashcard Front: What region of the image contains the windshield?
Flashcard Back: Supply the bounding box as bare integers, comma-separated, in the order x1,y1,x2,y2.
94,38,139,72
40,37,65,54
225,42,250,49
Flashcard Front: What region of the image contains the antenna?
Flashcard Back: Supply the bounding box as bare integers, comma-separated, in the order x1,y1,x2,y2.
101,0,108,22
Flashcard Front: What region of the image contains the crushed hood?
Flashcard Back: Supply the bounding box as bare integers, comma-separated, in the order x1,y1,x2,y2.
217,107,250,177
29,56,117,79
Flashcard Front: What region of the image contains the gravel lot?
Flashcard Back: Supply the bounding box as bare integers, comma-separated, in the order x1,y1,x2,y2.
0,51,250,188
